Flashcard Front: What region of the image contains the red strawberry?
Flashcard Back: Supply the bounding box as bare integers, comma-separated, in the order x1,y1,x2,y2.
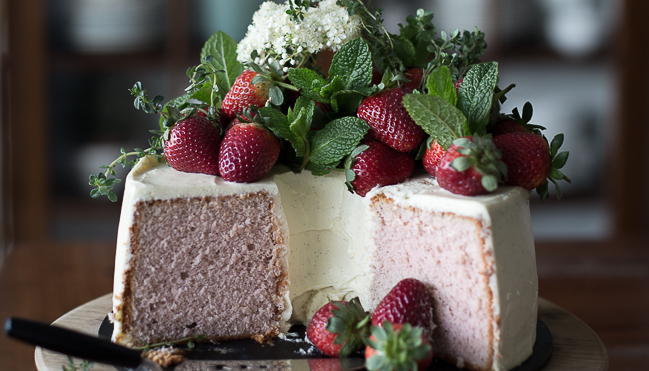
492,132,550,190
218,123,280,182
402,67,424,91
348,139,415,197
164,115,221,176
436,136,506,196
422,139,445,178
372,278,434,339
365,323,433,371
306,298,370,357
491,120,529,136
221,70,270,120
357,88,426,152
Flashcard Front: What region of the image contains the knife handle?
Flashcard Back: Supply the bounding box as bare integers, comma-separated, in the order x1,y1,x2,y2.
4,317,142,368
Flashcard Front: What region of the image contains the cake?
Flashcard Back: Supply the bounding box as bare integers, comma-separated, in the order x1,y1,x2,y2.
111,156,538,371
93,2,572,370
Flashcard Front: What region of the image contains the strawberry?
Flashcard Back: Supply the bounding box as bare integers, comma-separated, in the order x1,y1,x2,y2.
422,138,445,178
493,132,571,200
365,323,433,371
372,278,434,339
346,139,415,197
491,120,529,136
221,70,270,120
357,88,426,152
436,136,506,196
163,115,221,176
402,67,424,91
306,298,370,357
218,122,281,182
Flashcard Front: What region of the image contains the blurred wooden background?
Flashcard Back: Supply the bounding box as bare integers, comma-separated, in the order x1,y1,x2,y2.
1,0,648,370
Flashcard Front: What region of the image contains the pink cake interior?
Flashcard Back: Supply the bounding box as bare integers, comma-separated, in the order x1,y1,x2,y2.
120,192,287,344
369,195,494,371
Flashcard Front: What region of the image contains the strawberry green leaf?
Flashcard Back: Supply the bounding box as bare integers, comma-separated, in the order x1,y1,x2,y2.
309,117,370,165
481,174,498,192
402,94,467,150
457,61,498,135
287,68,330,103
201,31,244,99
329,37,373,91
550,133,564,157
552,151,569,169
268,85,284,106
426,66,457,106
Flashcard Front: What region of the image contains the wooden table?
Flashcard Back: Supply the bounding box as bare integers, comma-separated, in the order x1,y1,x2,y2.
35,294,607,371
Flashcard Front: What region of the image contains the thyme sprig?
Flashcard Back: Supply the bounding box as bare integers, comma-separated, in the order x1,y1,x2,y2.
62,356,93,371
89,82,178,202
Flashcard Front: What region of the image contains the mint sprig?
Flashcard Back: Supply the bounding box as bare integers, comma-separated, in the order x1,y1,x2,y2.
457,61,498,135
402,93,466,150
308,117,370,168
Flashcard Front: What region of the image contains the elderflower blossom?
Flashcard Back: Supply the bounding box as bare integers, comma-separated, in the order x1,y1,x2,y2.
237,0,361,68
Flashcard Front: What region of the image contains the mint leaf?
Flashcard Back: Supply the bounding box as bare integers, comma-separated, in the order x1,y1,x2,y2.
403,94,467,150
290,96,315,127
306,160,340,176
330,90,365,114
329,37,372,91
309,117,370,165
287,68,330,103
426,66,457,106
393,36,416,68
258,106,310,158
201,31,244,99
457,61,498,135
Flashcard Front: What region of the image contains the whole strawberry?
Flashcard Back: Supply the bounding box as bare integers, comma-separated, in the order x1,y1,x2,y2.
306,298,370,357
346,139,415,197
422,138,445,178
164,115,221,176
218,123,280,182
493,132,571,200
357,88,426,152
372,278,434,339
436,136,506,196
221,70,270,120
493,132,549,190
365,323,433,371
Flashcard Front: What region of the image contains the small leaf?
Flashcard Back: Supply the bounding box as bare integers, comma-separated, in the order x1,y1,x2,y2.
329,37,372,91
426,66,457,106
403,94,466,150
457,61,499,135
550,133,564,156
268,85,284,106
552,151,569,169
481,174,498,192
451,156,473,172
309,117,370,165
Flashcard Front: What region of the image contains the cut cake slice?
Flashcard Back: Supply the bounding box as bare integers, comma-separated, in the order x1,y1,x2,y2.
366,177,538,371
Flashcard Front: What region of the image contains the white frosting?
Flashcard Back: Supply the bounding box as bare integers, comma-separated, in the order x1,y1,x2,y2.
113,160,537,371
273,170,370,323
368,175,538,371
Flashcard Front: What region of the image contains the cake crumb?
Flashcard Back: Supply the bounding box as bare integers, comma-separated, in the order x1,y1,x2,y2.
143,347,186,367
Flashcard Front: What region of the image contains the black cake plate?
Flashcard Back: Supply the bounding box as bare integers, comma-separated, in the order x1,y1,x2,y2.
99,317,552,371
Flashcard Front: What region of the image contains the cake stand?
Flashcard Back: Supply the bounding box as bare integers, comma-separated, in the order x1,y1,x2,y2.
34,294,608,371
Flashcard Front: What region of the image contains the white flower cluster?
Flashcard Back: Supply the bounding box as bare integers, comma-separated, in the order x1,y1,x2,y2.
237,0,361,71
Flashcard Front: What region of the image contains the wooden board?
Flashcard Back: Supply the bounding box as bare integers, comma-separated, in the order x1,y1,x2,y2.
35,295,608,371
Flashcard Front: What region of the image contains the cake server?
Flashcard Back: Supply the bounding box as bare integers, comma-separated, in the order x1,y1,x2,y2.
4,317,163,371
5,317,367,371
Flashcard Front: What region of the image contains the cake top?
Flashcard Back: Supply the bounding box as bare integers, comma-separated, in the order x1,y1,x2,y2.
89,0,570,203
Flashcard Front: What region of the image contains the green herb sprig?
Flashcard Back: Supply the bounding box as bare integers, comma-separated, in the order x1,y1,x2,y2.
62,356,93,371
